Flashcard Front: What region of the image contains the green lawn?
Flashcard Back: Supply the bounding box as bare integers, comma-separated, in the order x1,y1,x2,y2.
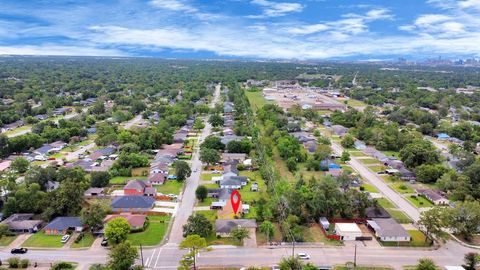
369,165,387,173
376,198,395,209
381,151,400,159
205,233,237,246
197,197,214,207
344,99,367,108
71,233,95,248
195,210,217,223
155,180,184,195
359,158,381,165
3,125,32,136
50,152,64,159
200,173,221,181
126,216,171,246
349,151,366,157
386,209,413,224
304,224,342,246
361,183,379,193
0,235,18,246
381,230,431,247
109,176,148,185
391,182,415,194
202,183,219,189
245,90,268,113
239,172,266,203
256,222,283,245
22,231,64,248
407,195,434,208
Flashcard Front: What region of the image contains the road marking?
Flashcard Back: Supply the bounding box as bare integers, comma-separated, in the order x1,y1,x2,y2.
154,248,163,267
147,248,157,267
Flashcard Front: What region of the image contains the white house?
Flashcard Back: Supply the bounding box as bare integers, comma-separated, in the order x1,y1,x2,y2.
335,223,362,241
367,218,411,242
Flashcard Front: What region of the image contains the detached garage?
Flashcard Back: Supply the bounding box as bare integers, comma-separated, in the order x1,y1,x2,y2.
335,223,362,241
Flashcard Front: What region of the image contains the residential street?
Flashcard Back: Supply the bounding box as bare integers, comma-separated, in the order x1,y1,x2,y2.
123,114,143,129
331,142,422,222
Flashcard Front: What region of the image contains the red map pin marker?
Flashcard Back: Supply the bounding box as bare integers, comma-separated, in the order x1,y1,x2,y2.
230,190,241,214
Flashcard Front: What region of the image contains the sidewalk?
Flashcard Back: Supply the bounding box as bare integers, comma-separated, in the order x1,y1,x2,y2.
7,233,32,249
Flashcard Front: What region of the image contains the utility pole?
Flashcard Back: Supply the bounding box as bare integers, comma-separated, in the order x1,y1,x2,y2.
353,244,357,269
140,244,144,267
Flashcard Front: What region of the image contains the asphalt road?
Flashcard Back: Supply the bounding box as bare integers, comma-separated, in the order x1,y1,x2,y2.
331,142,422,222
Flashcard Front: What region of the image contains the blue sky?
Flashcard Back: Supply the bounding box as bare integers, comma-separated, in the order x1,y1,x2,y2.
1,0,480,60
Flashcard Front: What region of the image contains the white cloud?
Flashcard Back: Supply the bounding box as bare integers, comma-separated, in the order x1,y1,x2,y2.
149,0,197,12
249,0,303,18
0,45,126,56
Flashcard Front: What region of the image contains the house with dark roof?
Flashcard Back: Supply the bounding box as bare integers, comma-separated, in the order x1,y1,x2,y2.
367,218,411,242
124,180,157,197
0,214,43,233
44,217,84,235
148,173,167,185
220,176,248,189
215,219,257,237
111,196,155,213
417,189,449,205
332,125,349,136
84,187,105,197
221,153,247,162
89,146,116,161
221,135,245,145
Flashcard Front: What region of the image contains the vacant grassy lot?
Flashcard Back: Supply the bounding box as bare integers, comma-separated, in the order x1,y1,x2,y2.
386,209,413,224
304,223,342,246
126,216,171,246
245,90,268,113
349,151,366,157
155,180,184,195
22,231,64,248
361,183,379,193
376,198,395,209
0,235,18,246
391,182,414,194
109,176,147,185
71,233,95,248
407,195,434,208
200,173,221,181
359,158,381,165
256,222,282,245
196,210,217,222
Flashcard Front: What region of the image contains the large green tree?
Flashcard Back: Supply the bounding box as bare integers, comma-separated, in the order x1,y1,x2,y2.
399,140,440,169
182,214,213,238
174,160,192,181
105,217,131,244
108,241,138,270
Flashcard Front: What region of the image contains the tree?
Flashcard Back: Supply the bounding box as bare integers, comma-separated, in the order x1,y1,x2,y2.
399,140,439,169
226,138,252,154
230,226,250,244
48,180,85,217
90,171,111,187
415,258,437,270
193,118,205,131
81,201,109,231
417,207,447,243
0,223,9,238
108,241,138,270
463,253,479,270
178,235,207,270
446,201,480,241
182,214,213,238
11,157,29,173
340,151,350,163
208,114,223,127
279,256,303,270
259,221,275,244
200,136,225,150
105,217,131,244
195,185,208,202
415,164,447,183
341,134,354,148
174,160,191,181
200,148,220,165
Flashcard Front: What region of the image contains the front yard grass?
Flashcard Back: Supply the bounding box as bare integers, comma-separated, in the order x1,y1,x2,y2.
386,209,413,224
195,210,217,222
407,195,434,208
359,158,381,165
369,165,387,173
200,173,221,181
0,235,18,246
376,198,395,209
109,176,147,185
304,223,342,246
71,233,95,248
349,151,366,157
22,231,64,248
155,180,184,195
380,230,431,247
197,197,214,207
361,183,379,193
391,182,415,194
126,215,171,246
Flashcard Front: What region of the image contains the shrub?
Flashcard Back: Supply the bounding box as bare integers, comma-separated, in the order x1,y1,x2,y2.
19,259,29,268
50,261,74,270
7,257,20,268
399,184,408,190
359,186,365,191
74,233,84,243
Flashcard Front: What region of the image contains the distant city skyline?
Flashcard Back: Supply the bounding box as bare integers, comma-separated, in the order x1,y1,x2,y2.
1,0,480,60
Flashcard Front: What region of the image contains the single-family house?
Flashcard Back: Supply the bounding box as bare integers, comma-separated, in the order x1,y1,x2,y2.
221,153,247,162
0,214,43,233
148,173,167,185
44,217,84,235
367,218,411,242
332,125,349,137
417,189,449,205
220,176,248,189
221,135,245,145
111,196,155,213
89,146,116,161
104,213,147,230
335,223,362,241
215,219,257,237
84,187,105,197
124,180,157,197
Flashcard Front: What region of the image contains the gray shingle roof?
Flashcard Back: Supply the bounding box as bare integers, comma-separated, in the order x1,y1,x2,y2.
111,196,155,209
215,219,257,234
45,217,83,231
368,218,410,238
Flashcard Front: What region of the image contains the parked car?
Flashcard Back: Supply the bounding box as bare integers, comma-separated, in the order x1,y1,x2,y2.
61,235,70,243
297,252,311,260
11,247,28,254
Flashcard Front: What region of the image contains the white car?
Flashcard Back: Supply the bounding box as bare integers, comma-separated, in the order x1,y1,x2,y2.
61,235,70,243
297,252,311,260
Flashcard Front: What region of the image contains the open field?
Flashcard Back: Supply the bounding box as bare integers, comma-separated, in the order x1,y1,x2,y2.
155,180,184,195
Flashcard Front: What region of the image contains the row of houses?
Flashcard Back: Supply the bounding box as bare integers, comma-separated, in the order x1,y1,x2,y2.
65,146,117,173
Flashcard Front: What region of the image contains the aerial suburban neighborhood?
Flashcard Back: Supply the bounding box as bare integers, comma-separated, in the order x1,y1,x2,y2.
1,1,480,269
